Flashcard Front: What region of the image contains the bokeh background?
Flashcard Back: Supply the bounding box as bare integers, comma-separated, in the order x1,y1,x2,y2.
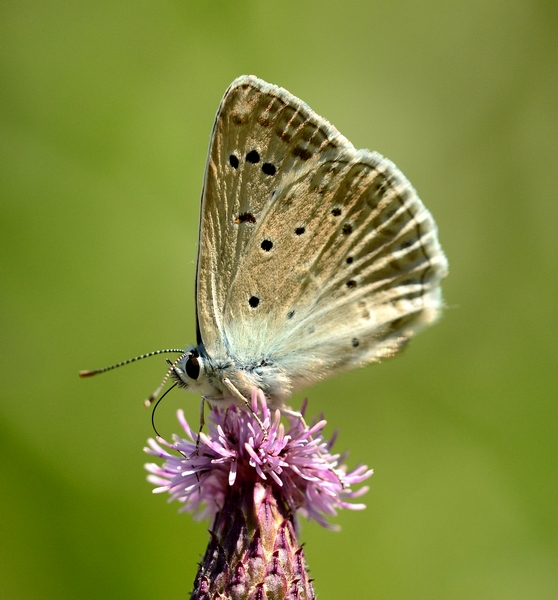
1,1,557,598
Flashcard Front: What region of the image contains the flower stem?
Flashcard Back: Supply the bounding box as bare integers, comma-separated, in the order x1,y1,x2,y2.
191,482,315,600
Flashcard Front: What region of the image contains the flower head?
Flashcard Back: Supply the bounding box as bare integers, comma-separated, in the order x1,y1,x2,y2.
145,389,372,528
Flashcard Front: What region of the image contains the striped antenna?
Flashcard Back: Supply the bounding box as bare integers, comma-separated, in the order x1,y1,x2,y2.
79,349,185,378
144,352,187,407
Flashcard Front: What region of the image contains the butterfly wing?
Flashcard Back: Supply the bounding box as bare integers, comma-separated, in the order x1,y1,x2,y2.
224,147,448,393
196,76,448,398
196,75,353,363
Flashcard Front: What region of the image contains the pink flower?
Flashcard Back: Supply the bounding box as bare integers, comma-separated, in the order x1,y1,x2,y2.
145,390,373,598
145,389,372,529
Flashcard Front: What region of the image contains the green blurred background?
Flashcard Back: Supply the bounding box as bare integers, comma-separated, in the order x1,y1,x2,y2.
1,1,557,598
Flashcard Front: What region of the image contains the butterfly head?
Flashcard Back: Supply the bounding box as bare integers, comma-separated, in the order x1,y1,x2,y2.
171,345,217,396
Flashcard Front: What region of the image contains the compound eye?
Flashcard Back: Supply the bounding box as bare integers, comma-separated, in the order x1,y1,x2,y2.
185,355,200,380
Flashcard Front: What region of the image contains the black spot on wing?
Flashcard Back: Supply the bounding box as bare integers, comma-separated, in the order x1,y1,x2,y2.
292,146,313,161
246,150,260,164
235,212,256,224
262,162,276,176
231,113,246,125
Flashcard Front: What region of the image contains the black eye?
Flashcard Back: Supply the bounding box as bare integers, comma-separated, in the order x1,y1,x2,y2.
185,355,200,380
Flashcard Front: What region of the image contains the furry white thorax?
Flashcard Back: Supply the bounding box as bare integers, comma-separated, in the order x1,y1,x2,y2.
172,344,292,408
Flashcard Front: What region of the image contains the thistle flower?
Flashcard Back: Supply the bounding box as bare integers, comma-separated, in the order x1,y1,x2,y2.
145,389,372,599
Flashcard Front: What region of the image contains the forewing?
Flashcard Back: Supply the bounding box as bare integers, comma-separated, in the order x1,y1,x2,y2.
221,147,448,393
196,75,353,360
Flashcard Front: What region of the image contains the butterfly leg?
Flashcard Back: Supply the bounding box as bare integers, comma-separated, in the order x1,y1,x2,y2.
194,396,207,455
223,378,268,439
279,406,303,419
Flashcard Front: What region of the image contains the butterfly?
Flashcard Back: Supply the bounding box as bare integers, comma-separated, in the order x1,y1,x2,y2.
82,76,448,415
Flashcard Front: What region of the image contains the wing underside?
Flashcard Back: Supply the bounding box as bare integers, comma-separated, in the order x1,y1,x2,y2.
195,76,448,395
196,75,352,358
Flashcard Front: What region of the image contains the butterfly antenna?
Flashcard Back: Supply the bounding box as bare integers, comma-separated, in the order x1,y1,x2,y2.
144,352,187,407
79,349,185,378
151,382,179,439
